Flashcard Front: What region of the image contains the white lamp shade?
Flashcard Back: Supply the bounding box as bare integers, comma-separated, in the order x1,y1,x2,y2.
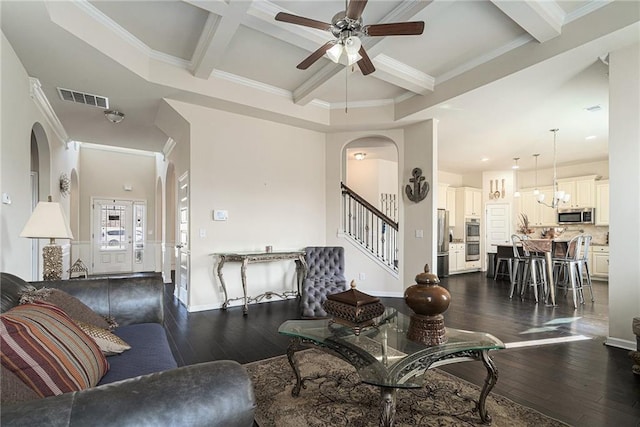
20,201,74,240
326,43,343,63
344,36,361,54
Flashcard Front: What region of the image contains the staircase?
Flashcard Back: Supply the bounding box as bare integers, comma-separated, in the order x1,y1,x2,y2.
341,183,398,272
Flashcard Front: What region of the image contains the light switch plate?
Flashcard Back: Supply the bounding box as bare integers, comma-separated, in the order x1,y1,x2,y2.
1,193,11,205
415,229,424,238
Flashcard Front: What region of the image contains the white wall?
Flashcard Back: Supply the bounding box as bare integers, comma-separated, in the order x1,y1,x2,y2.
347,158,398,210
1,32,79,279
167,100,327,311
608,42,640,348
403,120,438,285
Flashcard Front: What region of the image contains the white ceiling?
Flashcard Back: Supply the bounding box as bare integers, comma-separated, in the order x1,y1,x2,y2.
1,0,638,174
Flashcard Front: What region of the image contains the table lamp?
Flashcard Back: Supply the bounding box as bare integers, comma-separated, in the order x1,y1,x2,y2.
20,196,74,280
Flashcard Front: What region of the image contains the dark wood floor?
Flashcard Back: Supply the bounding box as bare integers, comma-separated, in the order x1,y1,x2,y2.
163,272,640,427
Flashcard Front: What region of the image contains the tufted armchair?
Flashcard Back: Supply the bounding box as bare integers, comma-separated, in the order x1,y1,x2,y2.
300,246,347,318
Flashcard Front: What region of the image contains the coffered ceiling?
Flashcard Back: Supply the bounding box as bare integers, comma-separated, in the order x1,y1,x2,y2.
1,0,638,174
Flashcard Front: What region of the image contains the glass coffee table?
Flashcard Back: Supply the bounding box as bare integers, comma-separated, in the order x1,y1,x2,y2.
279,308,505,426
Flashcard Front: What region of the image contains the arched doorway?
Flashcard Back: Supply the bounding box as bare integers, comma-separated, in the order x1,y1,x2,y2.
69,168,80,264
164,163,176,285
343,137,399,220
155,177,163,273
341,136,400,272
29,123,51,280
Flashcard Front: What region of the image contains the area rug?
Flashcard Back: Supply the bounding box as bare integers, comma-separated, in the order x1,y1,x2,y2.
245,349,569,427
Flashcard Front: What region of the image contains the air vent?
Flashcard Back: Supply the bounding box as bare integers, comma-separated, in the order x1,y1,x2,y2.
57,87,109,109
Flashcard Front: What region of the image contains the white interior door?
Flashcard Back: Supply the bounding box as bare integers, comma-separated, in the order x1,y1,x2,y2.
176,173,189,305
486,203,512,253
92,199,133,274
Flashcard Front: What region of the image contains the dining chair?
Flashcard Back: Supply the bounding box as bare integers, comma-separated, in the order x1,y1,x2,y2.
553,235,585,309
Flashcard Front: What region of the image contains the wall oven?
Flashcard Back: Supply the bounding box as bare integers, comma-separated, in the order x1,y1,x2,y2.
465,219,480,261
466,241,480,261
465,219,480,242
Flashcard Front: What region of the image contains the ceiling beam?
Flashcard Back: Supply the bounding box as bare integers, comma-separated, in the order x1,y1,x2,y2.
190,0,253,79
490,0,565,43
292,0,433,105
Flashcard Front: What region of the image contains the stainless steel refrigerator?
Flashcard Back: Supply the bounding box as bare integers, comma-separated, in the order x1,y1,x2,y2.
437,209,449,277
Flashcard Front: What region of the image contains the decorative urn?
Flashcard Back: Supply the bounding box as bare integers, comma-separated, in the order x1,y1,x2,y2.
404,264,451,345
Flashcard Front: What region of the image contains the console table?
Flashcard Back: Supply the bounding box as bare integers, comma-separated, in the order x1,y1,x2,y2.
279,308,505,426
214,251,306,314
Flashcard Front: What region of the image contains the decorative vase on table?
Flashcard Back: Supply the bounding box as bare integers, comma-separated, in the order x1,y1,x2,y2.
404,264,451,345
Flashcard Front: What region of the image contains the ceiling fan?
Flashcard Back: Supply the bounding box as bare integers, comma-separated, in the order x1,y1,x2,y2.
275,0,425,75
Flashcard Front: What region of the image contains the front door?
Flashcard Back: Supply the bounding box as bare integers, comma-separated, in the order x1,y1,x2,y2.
92,199,133,274
176,172,189,305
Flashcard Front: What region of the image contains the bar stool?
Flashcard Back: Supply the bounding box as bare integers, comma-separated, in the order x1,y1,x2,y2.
520,236,548,303
553,235,584,309
509,234,530,299
578,235,594,302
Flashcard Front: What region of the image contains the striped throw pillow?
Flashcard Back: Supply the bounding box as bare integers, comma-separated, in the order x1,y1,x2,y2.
0,301,109,397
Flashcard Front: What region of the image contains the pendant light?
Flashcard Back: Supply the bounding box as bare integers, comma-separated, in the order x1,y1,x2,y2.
512,157,521,198
532,154,540,196
538,129,571,208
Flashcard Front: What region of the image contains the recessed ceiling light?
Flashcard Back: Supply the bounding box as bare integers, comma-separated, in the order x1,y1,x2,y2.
585,135,597,140
481,157,489,162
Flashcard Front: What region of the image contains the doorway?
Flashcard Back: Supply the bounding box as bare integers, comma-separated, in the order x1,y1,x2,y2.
176,172,189,305
92,199,147,274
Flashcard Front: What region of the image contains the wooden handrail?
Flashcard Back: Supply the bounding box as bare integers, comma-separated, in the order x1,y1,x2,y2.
341,183,399,231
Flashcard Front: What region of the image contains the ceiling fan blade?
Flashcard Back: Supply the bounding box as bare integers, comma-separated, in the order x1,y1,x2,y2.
275,12,332,31
364,21,425,36
357,47,375,76
346,0,368,20
297,41,335,70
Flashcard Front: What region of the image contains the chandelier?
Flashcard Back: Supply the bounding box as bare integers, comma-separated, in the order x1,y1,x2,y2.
537,128,570,208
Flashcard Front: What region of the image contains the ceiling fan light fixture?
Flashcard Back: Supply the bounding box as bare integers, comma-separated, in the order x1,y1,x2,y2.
104,110,125,124
326,43,343,63
344,36,361,54
346,51,362,65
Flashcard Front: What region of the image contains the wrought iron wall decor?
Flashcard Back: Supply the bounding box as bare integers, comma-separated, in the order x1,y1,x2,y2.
405,168,429,203
59,173,70,197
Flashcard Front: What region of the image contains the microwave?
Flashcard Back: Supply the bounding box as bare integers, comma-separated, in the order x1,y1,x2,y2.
557,208,595,224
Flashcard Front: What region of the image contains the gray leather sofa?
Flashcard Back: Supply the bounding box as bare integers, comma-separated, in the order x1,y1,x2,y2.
0,272,256,427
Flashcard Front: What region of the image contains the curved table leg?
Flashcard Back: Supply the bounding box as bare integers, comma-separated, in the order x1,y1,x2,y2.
477,349,499,423
286,338,304,397
216,256,229,309
380,387,397,427
240,258,249,315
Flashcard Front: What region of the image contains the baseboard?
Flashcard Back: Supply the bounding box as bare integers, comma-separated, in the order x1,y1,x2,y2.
604,337,636,351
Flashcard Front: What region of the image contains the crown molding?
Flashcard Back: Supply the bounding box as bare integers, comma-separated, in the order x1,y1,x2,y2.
373,54,435,94
162,138,177,161
29,77,71,149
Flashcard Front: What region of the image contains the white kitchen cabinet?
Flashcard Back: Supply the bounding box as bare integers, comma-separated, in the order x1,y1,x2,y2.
517,186,556,226
447,187,457,227
437,183,449,209
595,180,609,226
590,246,609,279
556,176,597,208
449,243,466,273
457,187,482,218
